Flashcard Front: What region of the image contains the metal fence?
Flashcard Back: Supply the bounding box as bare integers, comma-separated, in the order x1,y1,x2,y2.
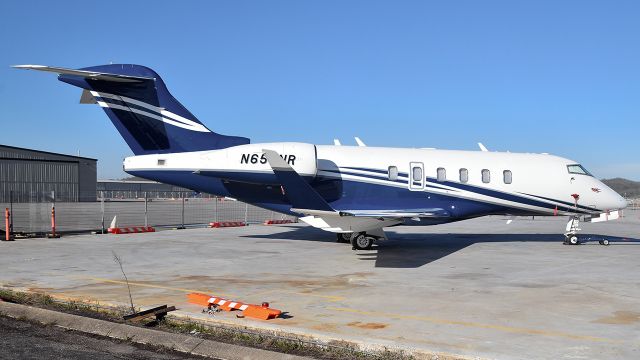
1,191,296,234
625,198,640,210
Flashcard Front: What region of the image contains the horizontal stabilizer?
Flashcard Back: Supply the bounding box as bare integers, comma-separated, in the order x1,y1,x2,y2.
12,65,154,83
262,149,334,212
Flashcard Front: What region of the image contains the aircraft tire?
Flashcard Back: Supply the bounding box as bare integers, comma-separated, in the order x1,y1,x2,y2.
337,233,351,243
351,233,374,250
568,235,579,245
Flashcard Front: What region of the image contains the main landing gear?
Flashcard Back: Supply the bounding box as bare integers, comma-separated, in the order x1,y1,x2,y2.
336,232,378,250
336,233,351,243
563,216,610,246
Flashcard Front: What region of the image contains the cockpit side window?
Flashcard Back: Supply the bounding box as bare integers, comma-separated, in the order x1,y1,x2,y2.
567,164,592,176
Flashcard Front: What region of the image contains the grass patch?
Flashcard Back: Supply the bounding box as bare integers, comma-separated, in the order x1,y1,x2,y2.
0,288,126,321
0,288,417,360
160,317,414,359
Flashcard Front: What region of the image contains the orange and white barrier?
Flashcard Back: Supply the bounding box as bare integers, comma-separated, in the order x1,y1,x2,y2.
107,215,155,234
263,219,295,225
187,293,281,320
209,221,246,228
108,226,155,234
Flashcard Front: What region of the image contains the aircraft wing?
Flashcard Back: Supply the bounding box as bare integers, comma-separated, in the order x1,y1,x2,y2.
291,208,449,233
339,208,450,218
12,65,154,83
262,149,335,212
295,211,403,233
262,149,448,233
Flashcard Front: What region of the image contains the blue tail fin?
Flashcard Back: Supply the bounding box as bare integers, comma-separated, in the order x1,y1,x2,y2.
50,64,249,155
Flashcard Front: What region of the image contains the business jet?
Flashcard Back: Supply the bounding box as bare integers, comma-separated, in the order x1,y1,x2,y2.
14,64,627,250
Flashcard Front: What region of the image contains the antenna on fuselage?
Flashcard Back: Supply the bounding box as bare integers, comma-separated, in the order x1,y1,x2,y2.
478,142,489,152
354,137,366,147
333,139,342,146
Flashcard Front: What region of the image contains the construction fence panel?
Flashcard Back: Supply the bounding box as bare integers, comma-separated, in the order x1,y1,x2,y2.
1,191,297,234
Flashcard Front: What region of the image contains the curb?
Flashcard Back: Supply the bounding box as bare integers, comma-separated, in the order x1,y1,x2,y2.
0,301,309,360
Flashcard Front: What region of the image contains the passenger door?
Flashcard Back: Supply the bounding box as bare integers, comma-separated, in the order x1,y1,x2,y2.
409,162,424,191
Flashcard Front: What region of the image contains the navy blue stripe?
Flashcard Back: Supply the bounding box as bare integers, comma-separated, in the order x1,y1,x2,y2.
325,167,591,214
321,168,407,185
433,179,590,214
518,192,599,211
342,166,409,178
321,168,455,192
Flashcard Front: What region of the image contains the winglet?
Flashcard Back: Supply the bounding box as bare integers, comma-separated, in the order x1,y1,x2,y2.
262,149,335,212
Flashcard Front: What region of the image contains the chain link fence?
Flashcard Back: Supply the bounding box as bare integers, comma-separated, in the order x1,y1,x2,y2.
1,191,296,235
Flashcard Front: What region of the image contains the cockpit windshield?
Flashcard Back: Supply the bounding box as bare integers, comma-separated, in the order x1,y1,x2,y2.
567,164,592,176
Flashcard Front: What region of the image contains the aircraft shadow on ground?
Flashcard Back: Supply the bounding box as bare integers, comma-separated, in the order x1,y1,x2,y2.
244,226,640,268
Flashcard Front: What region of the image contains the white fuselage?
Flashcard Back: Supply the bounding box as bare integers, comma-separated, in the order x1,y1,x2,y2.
123,143,626,221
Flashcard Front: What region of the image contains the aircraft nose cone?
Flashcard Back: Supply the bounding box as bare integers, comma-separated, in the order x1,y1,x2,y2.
616,194,628,209
604,189,628,210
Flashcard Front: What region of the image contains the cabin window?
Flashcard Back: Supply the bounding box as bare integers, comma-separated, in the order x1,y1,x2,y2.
437,167,446,182
503,170,512,184
412,166,423,182
459,168,468,183
157,159,166,166
481,169,490,183
388,166,398,181
567,164,592,176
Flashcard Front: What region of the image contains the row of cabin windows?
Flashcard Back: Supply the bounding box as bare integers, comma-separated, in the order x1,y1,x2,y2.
389,166,512,184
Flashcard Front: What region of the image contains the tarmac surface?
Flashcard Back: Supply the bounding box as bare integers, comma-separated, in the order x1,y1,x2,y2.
1,211,639,359
0,315,207,360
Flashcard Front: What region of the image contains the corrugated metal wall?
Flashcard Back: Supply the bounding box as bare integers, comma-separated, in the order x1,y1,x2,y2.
0,145,96,202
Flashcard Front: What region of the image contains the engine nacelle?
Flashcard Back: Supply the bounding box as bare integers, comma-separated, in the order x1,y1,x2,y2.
123,142,318,185
204,142,318,180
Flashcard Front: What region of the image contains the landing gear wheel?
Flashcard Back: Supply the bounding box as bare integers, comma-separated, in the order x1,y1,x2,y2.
599,239,610,246
567,235,579,245
351,233,374,250
337,233,351,243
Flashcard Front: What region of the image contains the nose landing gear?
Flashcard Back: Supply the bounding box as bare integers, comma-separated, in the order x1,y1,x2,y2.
563,216,611,246
563,216,581,245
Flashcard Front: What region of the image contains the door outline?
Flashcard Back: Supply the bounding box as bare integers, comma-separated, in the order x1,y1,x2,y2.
409,162,424,191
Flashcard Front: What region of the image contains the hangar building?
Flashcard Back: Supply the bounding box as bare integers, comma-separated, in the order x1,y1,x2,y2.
0,144,97,202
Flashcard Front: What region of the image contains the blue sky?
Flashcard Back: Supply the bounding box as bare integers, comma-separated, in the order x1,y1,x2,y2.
1,0,638,180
